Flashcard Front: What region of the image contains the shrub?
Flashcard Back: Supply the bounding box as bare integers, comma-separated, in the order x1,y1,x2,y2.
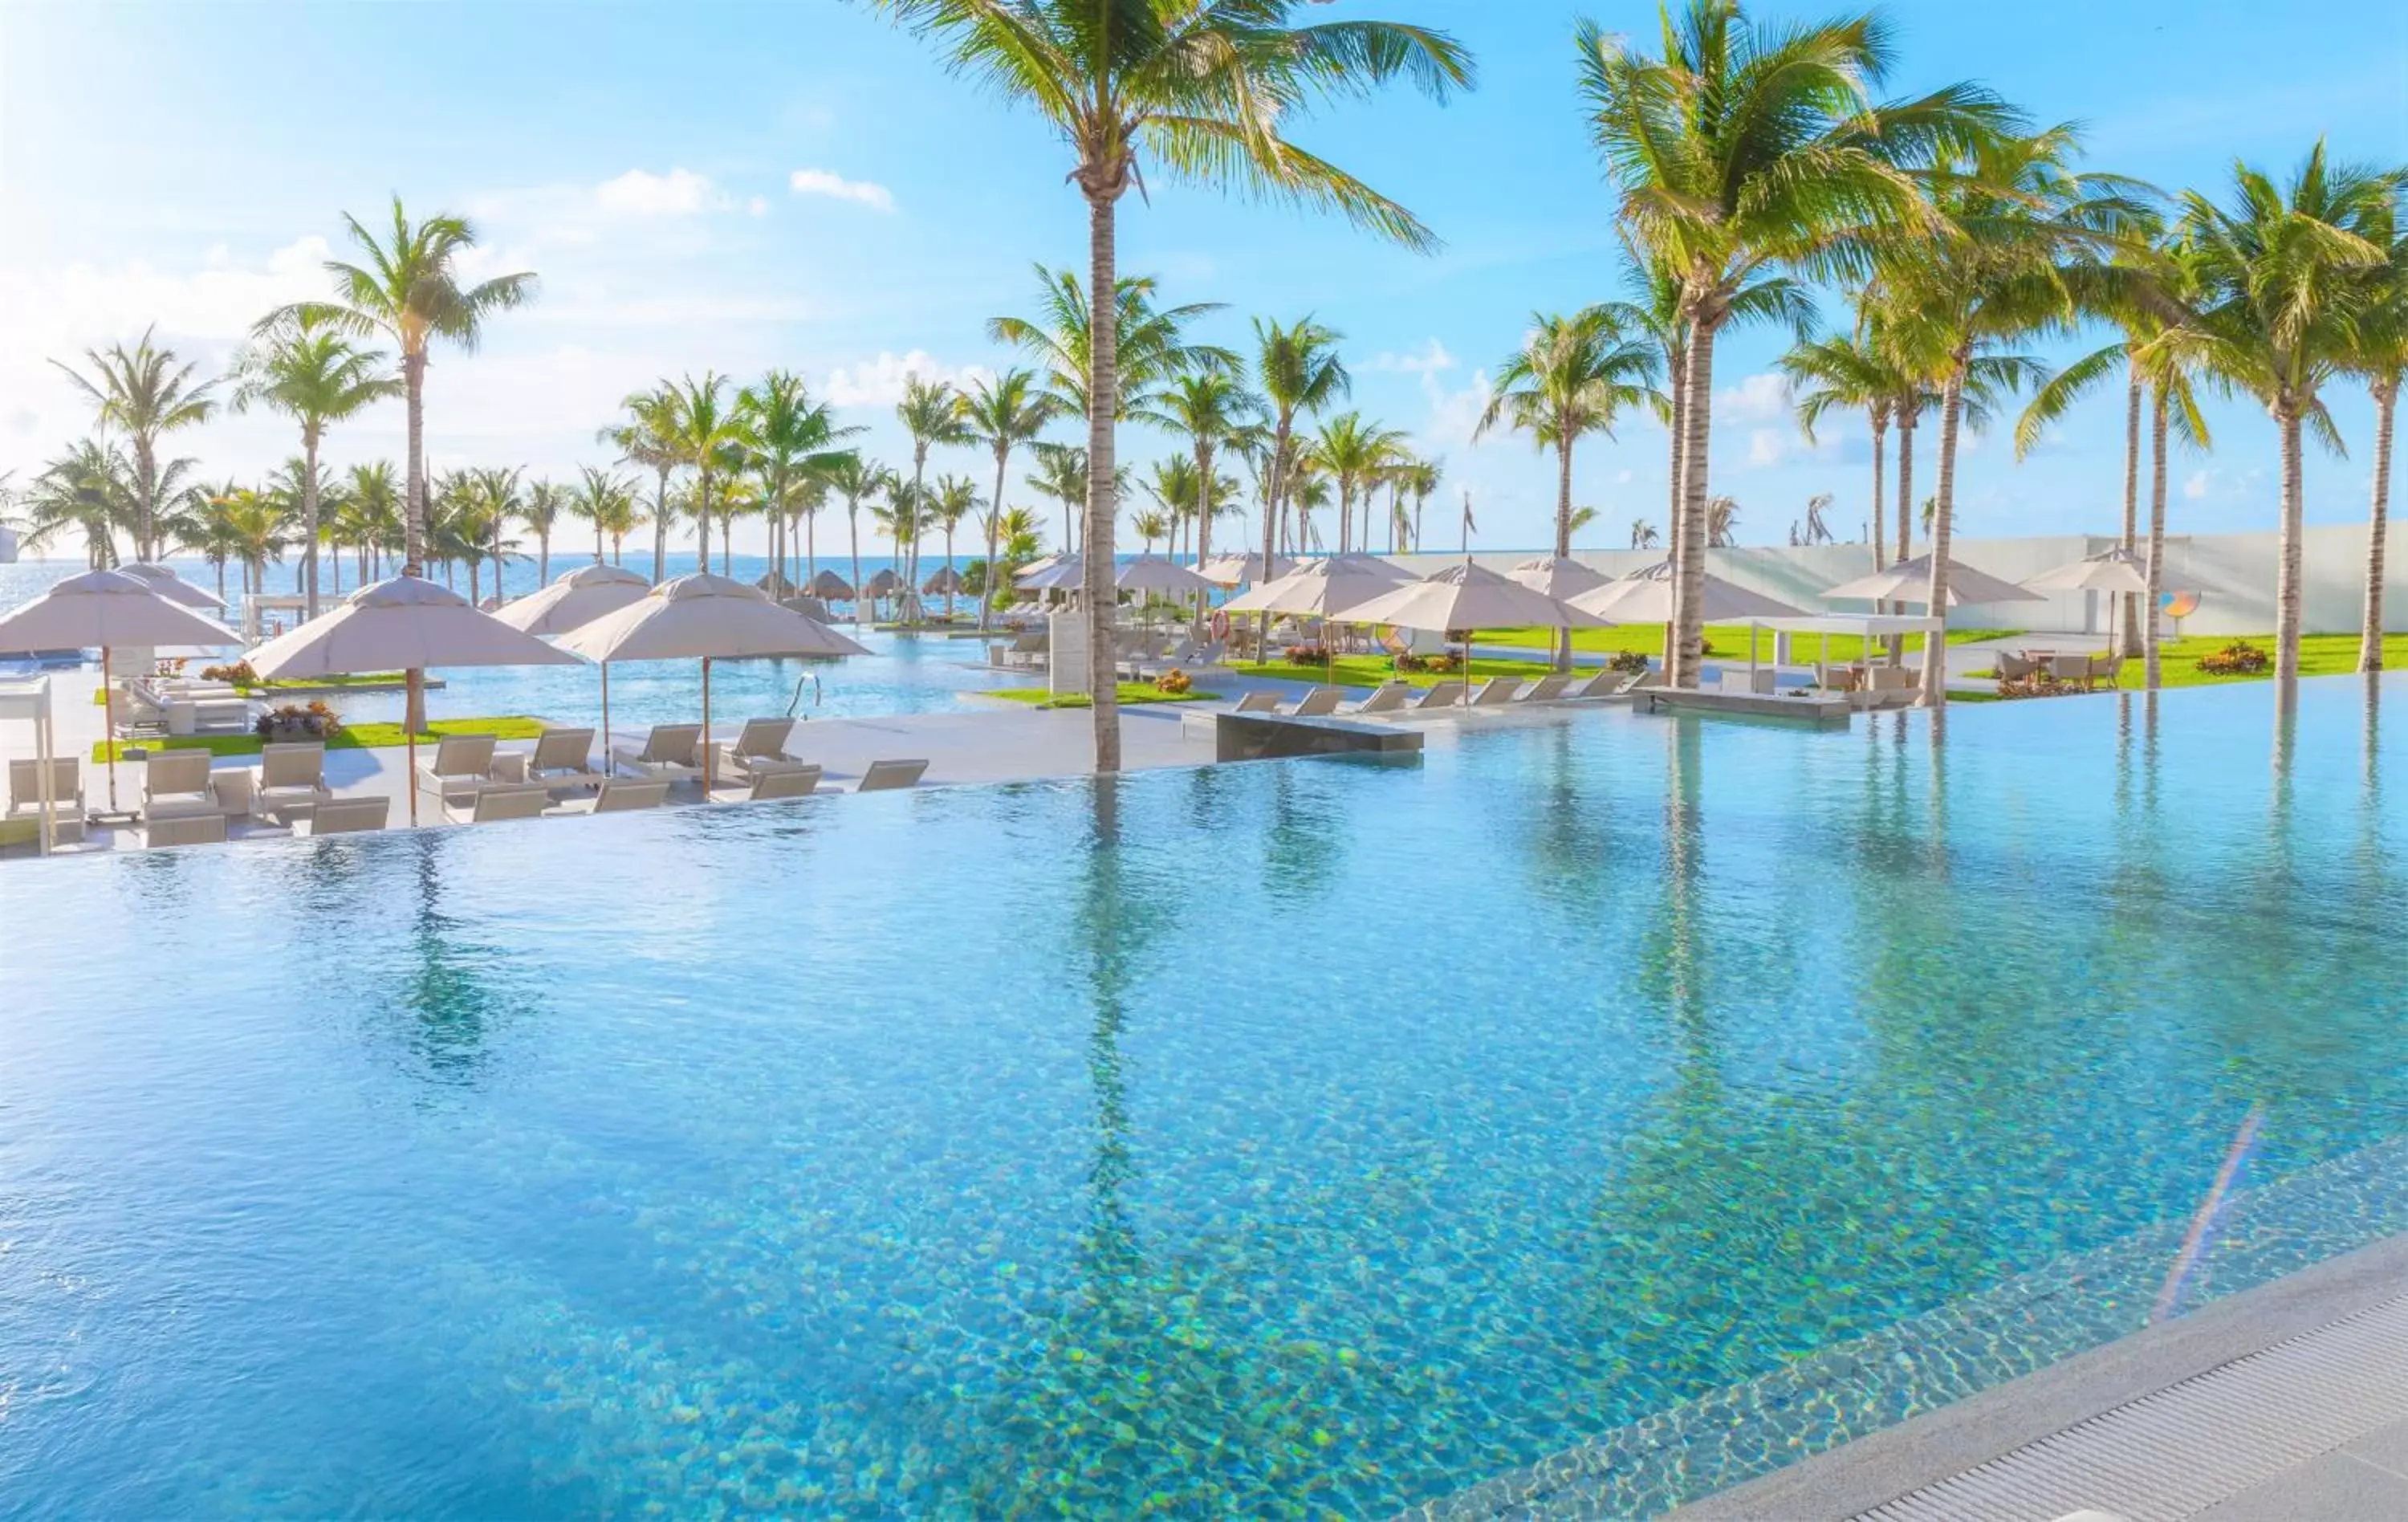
1283,643,1330,664
1605,649,1651,674
1154,669,1193,695
2195,640,2269,676
255,702,342,739
202,660,258,687
1396,650,1460,674
1995,674,2081,700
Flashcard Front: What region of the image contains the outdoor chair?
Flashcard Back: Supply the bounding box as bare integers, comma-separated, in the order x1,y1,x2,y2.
1519,675,1576,702
447,783,551,825
711,718,803,780
294,797,389,836
8,757,83,820
552,778,672,816
250,743,332,823
854,759,929,793
1995,651,2039,682
142,750,222,821
2085,653,2124,691
144,812,227,849
746,766,823,801
1287,688,1343,718
611,723,705,783
1413,681,1468,710
1231,690,1283,714
414,734,501,805
1470,677,1523,707
496,727,606,790
1345,683,1413,716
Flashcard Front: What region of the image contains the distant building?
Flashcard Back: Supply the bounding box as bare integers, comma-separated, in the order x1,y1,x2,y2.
0,523,17,564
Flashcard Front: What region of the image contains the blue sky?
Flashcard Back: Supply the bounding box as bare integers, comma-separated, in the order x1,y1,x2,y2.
3,1,2404,556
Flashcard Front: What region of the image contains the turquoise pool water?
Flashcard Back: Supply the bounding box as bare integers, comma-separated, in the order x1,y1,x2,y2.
4,678,2406,1517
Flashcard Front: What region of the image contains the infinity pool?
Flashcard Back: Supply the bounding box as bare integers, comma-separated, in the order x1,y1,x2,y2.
4,678,2405,1517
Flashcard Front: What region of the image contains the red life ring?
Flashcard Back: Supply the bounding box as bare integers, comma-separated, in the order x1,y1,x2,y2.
1210,609,1230,640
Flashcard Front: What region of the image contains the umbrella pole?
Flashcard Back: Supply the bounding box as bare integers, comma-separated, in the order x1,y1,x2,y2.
600,662,612,775
701,656,714,800
405,667,421,826
100,645,117,815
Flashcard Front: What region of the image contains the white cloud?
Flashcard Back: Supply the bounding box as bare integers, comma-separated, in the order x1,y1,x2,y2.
2183,470,2211,500
594,167,722,217
1747,428,1792,467
746,195,769,217
1366,339,1456,377
789,169,897,213
821,350,989,408
1718,372,1792,424
1423,370,1494,450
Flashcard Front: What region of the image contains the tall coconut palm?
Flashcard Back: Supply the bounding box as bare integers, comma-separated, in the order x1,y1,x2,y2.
1479,306,1661,667
462,466,523,606
1140,368,1263,572
738,370,862,597
877,0,1472,771
990,265,1230,420
572,466,639,567
17,441,134,568
214,484,292,597
1784,319,1911,570
1405,457,1442,550
275,197,535,567
929,474,981,609
662,372,746,576
519,478,566,586
51,327,220,563
2176,143,2397,686
229,311,400,617
600,385,681,584
1309,413,1405,557
2128,299,2215,690
823,454,889,622
1886,125,2144,706
962,368,1064,631
345,462,402,581
165,479,246,599
2349,218,2407,671
1579,1,2007,687
1252,316,1349,619
1027,442,1092,554
896,375,973,622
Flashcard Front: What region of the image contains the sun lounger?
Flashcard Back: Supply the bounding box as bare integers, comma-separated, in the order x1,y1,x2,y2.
746,766,823,801
1413,681,1468,710
142,750,223,820
1519,675,1576,702
144,812,227,848
414,734,501,804
1287,688,1344,718
854,759,928,793
250,742,334,821
1231,690,1283,714
294,796,389,836
447,783,551,824
8,756,83,820
1564,669,1637,700
712,717,804,780
611,722,705,782
1345,682,1414,716
496,727,607,790
1470,677,1523,707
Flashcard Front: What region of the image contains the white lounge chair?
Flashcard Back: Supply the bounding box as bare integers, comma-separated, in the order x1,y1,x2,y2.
294,796,389,836
1345,682,1414,716
447,783,551,824
854,759,928,793
1287,687,1344,718
712,718,803,780
8,756,83,820
1231,690,1283,714
612,723,705,783
144,812,227,848
498,727,606,790
142,750,222,820
746,766,823,801
414,734,500,805
1470,677,1523,707
1519,675,1576,703
1413,681,1469,710
251,742,333,821
552,777,673,816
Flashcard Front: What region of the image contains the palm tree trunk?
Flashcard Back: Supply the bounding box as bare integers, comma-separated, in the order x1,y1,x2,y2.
981,450,1007,634
1919,352,1969,708
537,531,549,587
402,352,427,568
2146,386,2170,690
1259,422,1288,667
652,467,669,584
1670,315,1719,690
2119,371,2143,657
1081,185,1123,773
1868,413,1888,570
300,429,323,619
695,470,711,573
1553,434,1576,672
2275,401,2305,686
1895,414,1915,564
2358,378,2396,673
848,504,863,625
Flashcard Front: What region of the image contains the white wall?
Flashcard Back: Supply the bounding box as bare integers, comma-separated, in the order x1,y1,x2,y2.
1389,526,2401,637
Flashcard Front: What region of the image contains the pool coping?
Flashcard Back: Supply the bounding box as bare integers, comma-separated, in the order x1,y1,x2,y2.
1662,1227,2408,1520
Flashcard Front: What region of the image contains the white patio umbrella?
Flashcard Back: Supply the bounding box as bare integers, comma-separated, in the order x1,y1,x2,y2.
1224,555,1416,682
1568,560,1807,622
1197,551,1295,587
1115,555,1218,596
555,572,868,796
247,573,584,825
2021,547,2151,650
1821,552,2045,609
1014,553,1068,582
116,561,227,611
493,563,653,762
1017,556,1088,594
1315,551,1417,584
1340,560,1606,706
1508,555,1614,600
0,569,242,814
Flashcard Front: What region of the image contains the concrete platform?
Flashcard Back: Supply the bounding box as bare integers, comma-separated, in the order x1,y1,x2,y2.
1644,686,1854,725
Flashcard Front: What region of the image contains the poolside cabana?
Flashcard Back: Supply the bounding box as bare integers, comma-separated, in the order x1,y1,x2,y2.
808,569,856,602
1748,613,1947,699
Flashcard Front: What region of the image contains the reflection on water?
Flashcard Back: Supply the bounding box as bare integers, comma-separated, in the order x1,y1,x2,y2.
6,678,2408,1518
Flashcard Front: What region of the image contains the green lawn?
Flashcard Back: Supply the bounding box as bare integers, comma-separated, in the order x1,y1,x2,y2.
95,716,546,763
1480,624,2022,661
980,684,1221,710
1238,654,1560,689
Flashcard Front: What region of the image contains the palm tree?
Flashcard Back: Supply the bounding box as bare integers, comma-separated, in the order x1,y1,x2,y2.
1580,1,2007,687
571,466,633,566
51,326,220,563
345,462,402,582
1630,518,1659,550
462,466,523,605
214,484,292,596
962,368,1064,631
1027,442,1092,554
519,478,566,586
1142,368,1263,572
1405,458,1442,551
17,440,134,568
274,197,535,566
661,372,746,576
1308,413,1405,557
2349,218,2407,671
896,375,972,622
738,370,861,596
822,454,889,622
2178,144,2398,686
1252,316,1349,609
228,311,399,616
1784,319,1910,570
929,474,981,612
1479,306,1660,666
601,385,681,583
1887,125,2142,705
990,265,1230,420
1706,496,1739,547
165,478,246,598
1129,506,1170,556
877,0,1472,771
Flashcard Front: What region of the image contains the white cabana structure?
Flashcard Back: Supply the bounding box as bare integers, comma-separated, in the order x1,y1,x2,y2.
0,570,242,815
247,574,583,825
1747,612,1946,698
555,573,868,796
494,563,653,759
1340,560,1605,706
